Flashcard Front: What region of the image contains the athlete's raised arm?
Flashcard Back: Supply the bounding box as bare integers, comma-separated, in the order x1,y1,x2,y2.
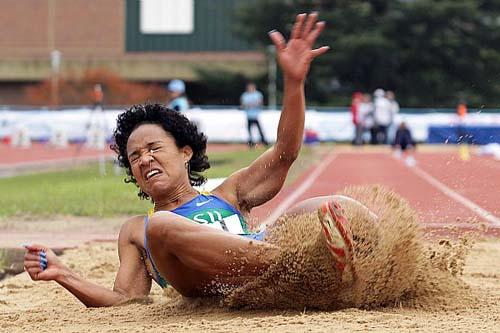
23,217,151,307
216,13,329,212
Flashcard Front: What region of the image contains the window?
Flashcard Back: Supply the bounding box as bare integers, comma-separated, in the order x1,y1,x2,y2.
140,0,194,34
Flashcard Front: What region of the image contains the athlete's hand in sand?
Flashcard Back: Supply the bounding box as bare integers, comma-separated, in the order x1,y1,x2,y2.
23,244,67,281
269,12,329,82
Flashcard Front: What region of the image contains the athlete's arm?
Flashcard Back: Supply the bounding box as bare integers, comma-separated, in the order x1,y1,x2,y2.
216,13,328,211
23,217,151,307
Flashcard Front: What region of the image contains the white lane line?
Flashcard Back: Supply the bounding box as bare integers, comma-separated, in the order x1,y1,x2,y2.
421,222,500,229
262,152,338,226
410,164,500,227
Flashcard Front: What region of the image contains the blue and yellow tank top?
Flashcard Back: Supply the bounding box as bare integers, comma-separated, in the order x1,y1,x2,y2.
170,193,250,234
144,193,253,288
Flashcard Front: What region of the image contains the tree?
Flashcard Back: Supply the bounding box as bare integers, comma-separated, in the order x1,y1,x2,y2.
235,0,500,107
191,68,266,106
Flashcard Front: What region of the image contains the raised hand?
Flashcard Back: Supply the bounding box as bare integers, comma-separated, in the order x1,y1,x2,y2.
268,12,329,82
23,244,66,281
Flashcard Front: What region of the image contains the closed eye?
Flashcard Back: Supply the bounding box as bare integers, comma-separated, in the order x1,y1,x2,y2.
129,155,140,163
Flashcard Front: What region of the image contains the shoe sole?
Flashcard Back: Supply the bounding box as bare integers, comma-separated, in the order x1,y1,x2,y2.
318,200,355,280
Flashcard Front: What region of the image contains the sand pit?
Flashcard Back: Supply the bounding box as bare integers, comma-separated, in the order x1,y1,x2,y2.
1,186,499,332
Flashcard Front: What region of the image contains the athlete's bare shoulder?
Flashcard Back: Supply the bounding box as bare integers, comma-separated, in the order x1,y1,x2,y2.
118,215,147,246
212,177,242,212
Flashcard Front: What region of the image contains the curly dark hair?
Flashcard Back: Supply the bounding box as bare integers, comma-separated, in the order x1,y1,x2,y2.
111,104,210,200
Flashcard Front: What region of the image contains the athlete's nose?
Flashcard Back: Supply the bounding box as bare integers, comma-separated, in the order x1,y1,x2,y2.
139,151,154,167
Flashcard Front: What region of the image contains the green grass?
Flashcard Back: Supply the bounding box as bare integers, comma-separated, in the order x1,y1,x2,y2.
204,147,267,178
0,249,6,271
0,148,272,218
0,163,147,217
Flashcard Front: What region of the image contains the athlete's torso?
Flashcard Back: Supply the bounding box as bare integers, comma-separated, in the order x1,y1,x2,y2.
135,193,250,288
169,193,250,234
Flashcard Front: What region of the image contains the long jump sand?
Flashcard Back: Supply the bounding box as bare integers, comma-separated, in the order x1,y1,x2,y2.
1,186,499,332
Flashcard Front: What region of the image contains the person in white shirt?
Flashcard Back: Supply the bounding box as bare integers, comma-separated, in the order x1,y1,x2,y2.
357,94,375,145
373,88,392,144
386,91,400,142
240,82,268,147
386,91,399,117
167,79,189,112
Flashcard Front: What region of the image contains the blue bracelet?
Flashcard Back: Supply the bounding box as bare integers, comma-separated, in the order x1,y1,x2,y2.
39,250,48,271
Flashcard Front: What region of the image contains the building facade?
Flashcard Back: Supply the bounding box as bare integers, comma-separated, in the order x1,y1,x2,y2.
0,0,264,104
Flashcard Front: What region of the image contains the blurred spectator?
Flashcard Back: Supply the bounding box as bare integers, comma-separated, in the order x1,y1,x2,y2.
357,93,376,145
456,101,471,161
351,91,362,145
240,82,268,148
373,88,392,144
456,101,468,120
392,121,416,167
386,90,400,143
386,91,400,114
456,101,469,144
167,79,189,112
92,84,104,110
85,84,107,150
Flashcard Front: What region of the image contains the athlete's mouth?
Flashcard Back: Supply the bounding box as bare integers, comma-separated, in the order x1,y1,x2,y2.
145,169,162,180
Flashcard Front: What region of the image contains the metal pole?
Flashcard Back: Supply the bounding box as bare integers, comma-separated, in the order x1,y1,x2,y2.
48,0,59,108
267,45,277,110
98,105,107,176
50,50,61,108
48,0,55,50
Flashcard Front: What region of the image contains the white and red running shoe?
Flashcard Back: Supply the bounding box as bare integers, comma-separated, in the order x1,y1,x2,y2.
318,200,355,281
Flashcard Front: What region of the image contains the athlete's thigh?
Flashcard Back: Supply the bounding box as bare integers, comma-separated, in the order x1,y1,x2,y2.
282,195,349,215
159,253,244,297
279,195,378,221
146,212,275,296
156,242,269,297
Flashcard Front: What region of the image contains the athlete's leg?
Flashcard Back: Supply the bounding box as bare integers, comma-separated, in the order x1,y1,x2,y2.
283,195,378,221
272,195,378,281
146,211,278,296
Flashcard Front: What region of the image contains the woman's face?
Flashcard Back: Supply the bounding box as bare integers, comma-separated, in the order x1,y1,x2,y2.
126,123,192,199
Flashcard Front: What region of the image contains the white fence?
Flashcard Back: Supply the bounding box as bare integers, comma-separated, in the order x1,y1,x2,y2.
1,107,500,144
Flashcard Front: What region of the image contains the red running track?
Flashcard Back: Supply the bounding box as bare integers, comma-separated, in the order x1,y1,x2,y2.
416,152,500,217
252,149,500,236
0,143,113,166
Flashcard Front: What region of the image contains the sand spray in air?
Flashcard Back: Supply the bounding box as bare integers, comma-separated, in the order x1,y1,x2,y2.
223,185,478,310
158,185,478,311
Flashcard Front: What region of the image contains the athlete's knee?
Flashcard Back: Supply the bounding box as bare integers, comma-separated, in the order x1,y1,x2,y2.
146,212,187,248
332,195,378,221
331,195,354,206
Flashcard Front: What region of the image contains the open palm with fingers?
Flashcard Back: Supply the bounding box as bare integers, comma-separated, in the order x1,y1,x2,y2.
269,12,329,82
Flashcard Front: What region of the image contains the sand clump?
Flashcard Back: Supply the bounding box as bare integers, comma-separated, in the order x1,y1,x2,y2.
226,185,478,311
